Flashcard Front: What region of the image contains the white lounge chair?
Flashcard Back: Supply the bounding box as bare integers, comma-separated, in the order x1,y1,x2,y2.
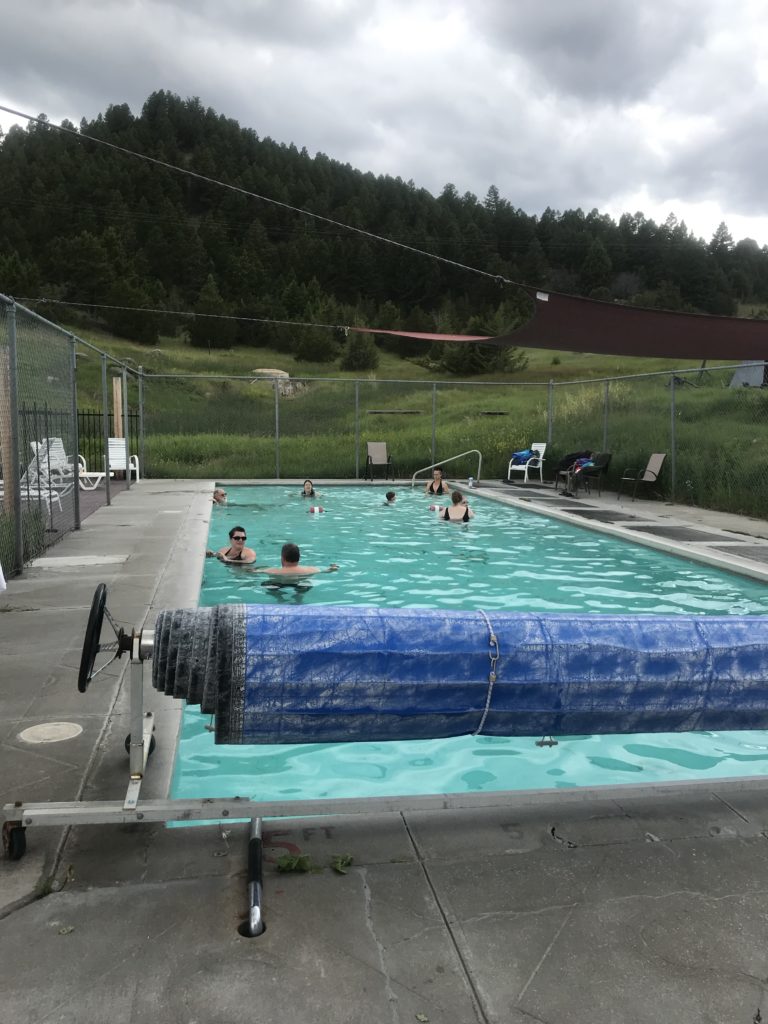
77,455,108,491
107,438,140,481
30,438,75,483
507,443,546,484
1,446,74,515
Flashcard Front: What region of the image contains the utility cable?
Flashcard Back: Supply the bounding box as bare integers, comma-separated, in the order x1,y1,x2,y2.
0,104,516,289
15,296,503,347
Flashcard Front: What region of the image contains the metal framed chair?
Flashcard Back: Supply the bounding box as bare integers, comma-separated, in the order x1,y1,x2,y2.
363,442,395,481
579,452,612,496
618,453,666,500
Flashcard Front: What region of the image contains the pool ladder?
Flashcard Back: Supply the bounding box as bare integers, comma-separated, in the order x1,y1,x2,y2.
411,449,482,488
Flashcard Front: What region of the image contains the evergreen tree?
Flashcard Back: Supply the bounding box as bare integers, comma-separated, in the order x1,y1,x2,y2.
3,87,768,345
340,331,380,371
103,278,162,344
189,274,236,349
579,238,613,295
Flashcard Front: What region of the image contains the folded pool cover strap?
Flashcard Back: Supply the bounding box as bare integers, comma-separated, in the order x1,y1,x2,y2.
151,605,768,744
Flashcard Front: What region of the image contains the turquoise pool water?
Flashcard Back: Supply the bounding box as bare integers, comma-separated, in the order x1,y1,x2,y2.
171,484,768,801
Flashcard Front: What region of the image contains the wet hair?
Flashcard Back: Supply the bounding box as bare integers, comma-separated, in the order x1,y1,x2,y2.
432,467,443,476
229,525,246,539
282,542,301,564
385,491,396,501
451,490,464,504
302,480,315,496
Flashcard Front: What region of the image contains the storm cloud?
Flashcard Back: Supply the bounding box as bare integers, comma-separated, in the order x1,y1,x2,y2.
2,0,767,243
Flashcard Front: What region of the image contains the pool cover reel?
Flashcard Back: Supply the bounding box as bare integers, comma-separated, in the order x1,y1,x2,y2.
150,605,768,744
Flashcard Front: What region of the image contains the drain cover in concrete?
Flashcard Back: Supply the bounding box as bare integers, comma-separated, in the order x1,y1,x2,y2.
711,545,768,564
564,510,641,522
18,722,83,743
623,525,726,542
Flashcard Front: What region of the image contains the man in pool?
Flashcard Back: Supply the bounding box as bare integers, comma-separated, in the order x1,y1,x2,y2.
206,526,257,564
256,542,338,577
212,488,227,505
384,491,396,504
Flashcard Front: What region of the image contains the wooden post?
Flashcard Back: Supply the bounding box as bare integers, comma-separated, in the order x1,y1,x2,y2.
112,377,123,438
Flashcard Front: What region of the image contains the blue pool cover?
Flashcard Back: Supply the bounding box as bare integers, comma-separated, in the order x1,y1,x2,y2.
152,605,768,744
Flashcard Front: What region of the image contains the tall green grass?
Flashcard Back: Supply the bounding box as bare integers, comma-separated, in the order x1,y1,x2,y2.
143,371,768,518
62,323,768,516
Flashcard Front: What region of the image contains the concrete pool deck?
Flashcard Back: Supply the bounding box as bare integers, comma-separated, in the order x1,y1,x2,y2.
3,478,768,1024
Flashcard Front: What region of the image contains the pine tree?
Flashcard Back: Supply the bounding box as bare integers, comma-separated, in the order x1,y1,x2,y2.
340,331,380,371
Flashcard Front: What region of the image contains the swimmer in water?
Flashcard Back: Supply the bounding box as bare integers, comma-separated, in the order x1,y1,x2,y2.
254,542,338,578
205,526,257,563
425,468,447,496
438,490,475,523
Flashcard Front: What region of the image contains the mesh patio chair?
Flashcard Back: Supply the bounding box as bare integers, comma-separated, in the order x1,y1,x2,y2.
618,453,666,500
363,441,395,481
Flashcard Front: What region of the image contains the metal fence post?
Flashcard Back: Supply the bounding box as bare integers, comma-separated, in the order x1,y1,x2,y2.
102,355,111,506
431,383,437,464
354,380,360,479
669,374,677,501
274,378,280,479
69,336,81,529
122,368,130,491
138,365,145,478
602,380,609,451
547,380,554,447
6,302,24,573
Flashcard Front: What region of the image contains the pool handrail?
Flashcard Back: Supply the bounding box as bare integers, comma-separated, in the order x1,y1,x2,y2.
411,450,482,487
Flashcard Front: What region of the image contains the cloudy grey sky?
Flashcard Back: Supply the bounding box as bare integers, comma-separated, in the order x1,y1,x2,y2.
2,0,768,245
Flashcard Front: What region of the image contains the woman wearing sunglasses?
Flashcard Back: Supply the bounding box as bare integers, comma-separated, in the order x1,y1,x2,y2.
206,525,257,564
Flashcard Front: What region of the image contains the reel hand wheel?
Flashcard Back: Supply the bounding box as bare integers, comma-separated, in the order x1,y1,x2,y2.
78,583,132,693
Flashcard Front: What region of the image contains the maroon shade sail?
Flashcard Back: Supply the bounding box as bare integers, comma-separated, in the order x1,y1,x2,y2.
354,287,768,359
348,327,490,342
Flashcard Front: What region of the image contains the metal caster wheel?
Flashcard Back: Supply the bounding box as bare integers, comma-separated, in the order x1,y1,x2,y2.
124,733,156,756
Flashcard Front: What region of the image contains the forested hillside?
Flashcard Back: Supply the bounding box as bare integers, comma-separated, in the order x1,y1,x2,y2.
2,89,768,375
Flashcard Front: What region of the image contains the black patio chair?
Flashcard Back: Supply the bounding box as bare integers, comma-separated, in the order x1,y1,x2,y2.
579,452,612,496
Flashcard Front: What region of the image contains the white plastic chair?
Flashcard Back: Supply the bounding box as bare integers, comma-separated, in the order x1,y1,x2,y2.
107,438,140,481
507,443,546,484
2,444,74,515
77,454,107,491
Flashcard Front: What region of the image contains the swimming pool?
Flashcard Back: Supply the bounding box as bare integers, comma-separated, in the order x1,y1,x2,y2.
171,484,768,801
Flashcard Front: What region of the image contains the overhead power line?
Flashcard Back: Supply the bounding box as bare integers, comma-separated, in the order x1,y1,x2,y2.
17,296,342,331
16,296,500,347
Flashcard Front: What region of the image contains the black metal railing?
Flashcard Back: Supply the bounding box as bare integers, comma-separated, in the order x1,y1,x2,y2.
14,406,140,475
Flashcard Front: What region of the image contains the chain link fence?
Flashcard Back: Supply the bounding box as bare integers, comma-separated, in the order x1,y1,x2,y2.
142,364,768,516
4,291,768,579
0,295,139,577
549,366,768,516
